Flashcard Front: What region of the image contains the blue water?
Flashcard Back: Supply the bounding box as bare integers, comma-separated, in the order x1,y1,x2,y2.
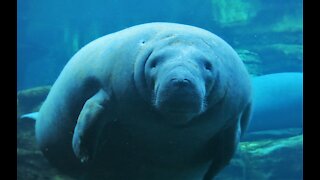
17,0,303,179
17,0,302,90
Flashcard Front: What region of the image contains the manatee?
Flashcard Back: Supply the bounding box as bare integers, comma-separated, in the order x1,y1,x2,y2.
247,72,303,132
31,22,252,180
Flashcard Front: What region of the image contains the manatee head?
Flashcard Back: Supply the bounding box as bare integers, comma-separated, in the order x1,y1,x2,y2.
134,34,227,124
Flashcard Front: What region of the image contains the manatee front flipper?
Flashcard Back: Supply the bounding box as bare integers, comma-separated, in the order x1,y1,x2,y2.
72,89,112,163
204,103,252,180
203,121,240,180
20,112,39,121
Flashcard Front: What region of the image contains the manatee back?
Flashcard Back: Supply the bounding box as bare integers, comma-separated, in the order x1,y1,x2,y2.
248,72,303,132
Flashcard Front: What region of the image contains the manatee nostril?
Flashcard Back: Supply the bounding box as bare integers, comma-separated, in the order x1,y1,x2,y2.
171,78,191,86
182,78,191,84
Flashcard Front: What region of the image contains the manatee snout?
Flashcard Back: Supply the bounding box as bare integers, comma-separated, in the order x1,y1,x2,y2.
167,67,197,89
170,77,191,87
165,74,200,102
154,65,206,120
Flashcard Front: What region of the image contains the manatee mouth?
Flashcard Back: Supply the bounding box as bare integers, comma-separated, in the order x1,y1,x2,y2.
152,78,206,119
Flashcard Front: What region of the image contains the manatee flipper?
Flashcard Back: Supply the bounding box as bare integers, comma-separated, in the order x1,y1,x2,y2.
203,104,252,180
72,89,111,163
203,115,245,179
203,123,239,180
239,103,252,137
20,112,39,121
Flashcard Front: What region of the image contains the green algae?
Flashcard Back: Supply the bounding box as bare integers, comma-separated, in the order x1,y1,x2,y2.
211,0,260,27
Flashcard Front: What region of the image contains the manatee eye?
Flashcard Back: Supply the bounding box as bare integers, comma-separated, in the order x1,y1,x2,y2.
150,60,158,69
204,61,213,71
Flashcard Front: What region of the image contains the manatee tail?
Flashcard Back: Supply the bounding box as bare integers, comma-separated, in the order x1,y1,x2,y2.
20,112,39,121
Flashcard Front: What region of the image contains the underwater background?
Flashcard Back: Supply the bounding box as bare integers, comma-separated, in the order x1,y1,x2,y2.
17,0,303,179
